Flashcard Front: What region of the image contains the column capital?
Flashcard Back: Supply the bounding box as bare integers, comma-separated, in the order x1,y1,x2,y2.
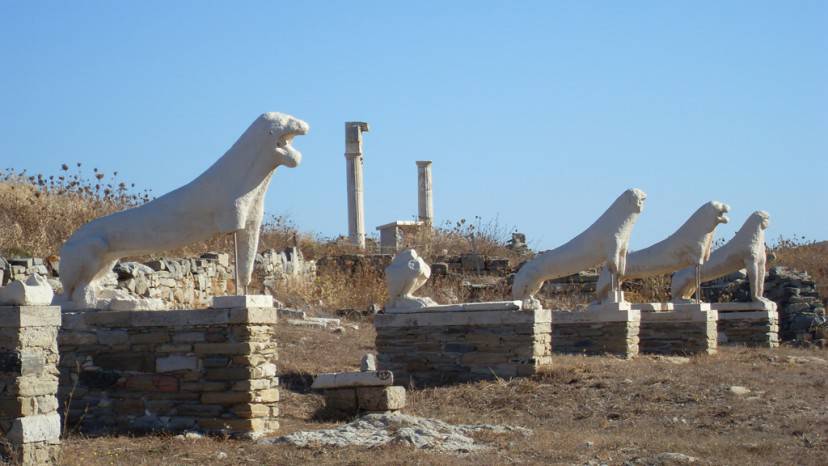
416,160,432,167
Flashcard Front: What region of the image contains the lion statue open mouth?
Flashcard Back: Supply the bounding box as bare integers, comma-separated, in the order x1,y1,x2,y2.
59,112,309,309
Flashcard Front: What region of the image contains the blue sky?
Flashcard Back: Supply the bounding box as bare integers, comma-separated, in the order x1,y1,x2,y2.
1,1,825,250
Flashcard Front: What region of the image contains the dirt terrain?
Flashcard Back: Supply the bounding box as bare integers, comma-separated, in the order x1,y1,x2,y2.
58,323,828,465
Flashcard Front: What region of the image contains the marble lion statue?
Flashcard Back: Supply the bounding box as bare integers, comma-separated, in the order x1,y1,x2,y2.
384,249,437,312
512,188,647,308
59,112,309,308
671,211,771,303
594,201,730,301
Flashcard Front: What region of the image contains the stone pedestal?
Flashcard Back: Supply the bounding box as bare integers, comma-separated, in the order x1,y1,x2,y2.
551,302,640,358
0,306,62,465
58,307,280,438
211,295,273,309
639,303,718,355
376,221,424,254
374,301,551,386
713,301,779,348
631,303,674,312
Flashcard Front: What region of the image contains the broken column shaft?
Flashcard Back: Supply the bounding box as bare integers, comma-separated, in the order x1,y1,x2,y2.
345,122,370,248
416,160,433,225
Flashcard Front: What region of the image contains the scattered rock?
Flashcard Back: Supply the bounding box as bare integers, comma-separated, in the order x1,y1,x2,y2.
361,354,377,372
258,412,531,454
625,452,697,465
785,356,827,365
654,356,690,365
729,385,751,396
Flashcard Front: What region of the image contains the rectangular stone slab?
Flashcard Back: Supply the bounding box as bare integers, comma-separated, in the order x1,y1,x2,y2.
312,370,393,389
631,303,674,312
211,295,273,309
385,300,522,314
0,306,61,328
711,301,777,313
7,413,61,444
356,386,406,411
552,308,641,324
375,307,550,328
63,307,278,328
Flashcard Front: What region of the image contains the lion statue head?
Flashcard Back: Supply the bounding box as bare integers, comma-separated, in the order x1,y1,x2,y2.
624,188,647,213
255,112,310,168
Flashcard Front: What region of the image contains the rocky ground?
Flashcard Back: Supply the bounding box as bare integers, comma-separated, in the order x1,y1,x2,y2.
54,322,828,465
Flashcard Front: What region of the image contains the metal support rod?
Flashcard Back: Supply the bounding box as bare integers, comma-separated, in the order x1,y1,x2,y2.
695,264,702,304
233,232,244,295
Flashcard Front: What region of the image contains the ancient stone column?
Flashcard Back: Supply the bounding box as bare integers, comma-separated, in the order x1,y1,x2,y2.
416,161,433,225
345,122,370,248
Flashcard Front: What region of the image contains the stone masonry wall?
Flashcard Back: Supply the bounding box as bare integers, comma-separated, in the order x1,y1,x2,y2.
375,307,551,386
718,313,779,348
58,308,280,438
639,317,717,355
0,247,315,310
553,321,640,357
0,306,62,465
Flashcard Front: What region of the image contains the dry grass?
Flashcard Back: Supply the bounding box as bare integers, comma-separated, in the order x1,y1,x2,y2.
771,238,828,299
58,322,828,465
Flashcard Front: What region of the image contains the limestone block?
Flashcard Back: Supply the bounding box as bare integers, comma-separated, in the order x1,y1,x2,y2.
361,354,377,371
156,355,200,373
323,388,358,411
312,370,393,389
201,391,255,405
357,386,406,411
631,303,674,312
0,306,60,328
253,388,280,403
375,307,549,328
384,300,522,315
7,413,61,444
712,301,777,312
212,295,273,309
232,403,271,418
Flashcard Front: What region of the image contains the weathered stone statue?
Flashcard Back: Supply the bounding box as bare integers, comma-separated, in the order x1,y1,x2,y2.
512,188,646,308
671,211,771,303
384,249,436,311
59,112,309,309
594,201,730,301
0,274,54,305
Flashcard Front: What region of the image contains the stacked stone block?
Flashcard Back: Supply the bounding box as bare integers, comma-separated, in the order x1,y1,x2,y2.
551,306,640,358
0,306,61,465
375,303,552,386
58,307,279,438
714,302,779,348
639,305,718,355
313,370,406,414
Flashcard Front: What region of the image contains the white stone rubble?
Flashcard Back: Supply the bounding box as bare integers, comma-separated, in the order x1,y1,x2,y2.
258,412,531,454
